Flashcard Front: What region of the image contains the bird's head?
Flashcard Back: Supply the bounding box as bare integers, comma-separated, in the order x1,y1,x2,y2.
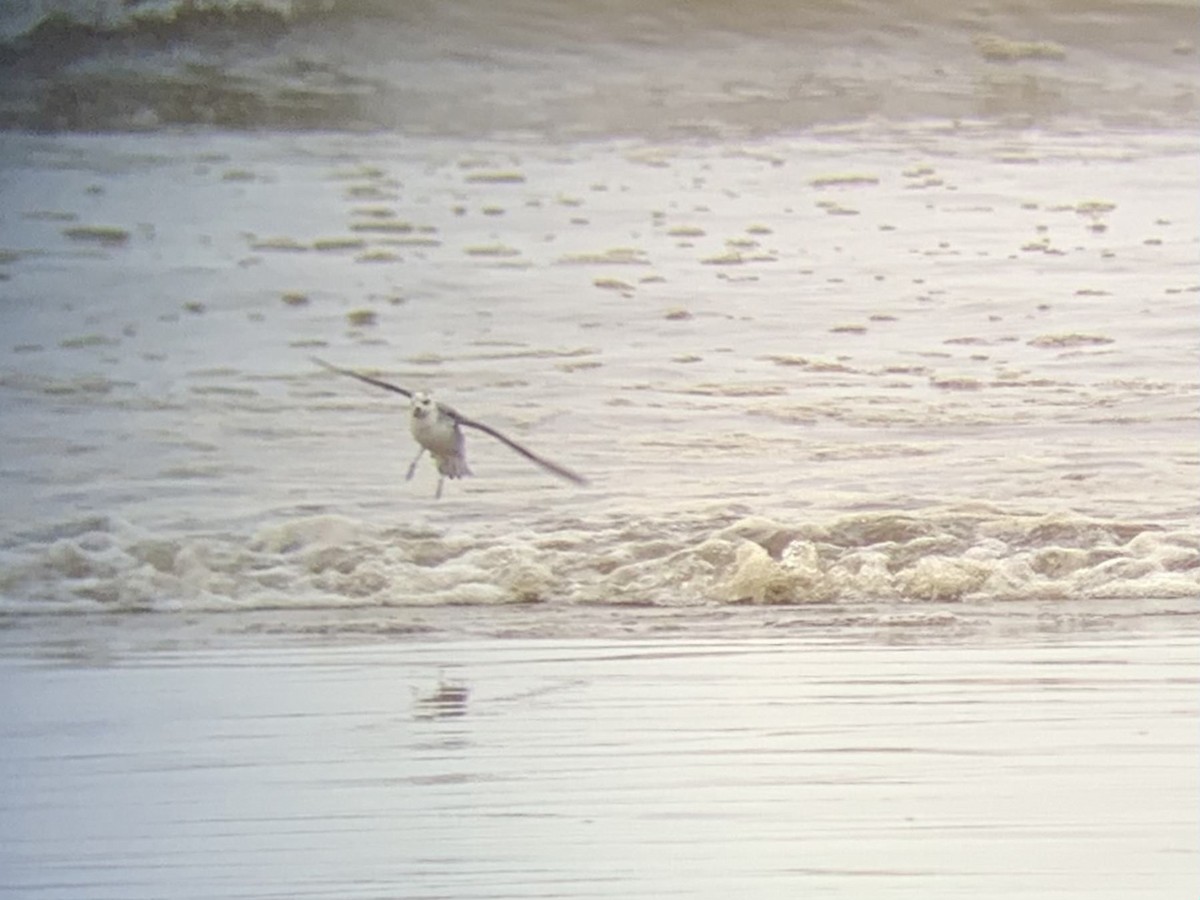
411,392,436,420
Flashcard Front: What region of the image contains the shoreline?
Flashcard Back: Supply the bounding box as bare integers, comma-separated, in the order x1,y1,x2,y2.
1,116,1197,899
2,591,1197,658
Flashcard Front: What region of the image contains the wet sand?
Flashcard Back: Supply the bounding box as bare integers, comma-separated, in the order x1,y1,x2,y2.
2,619,1196,899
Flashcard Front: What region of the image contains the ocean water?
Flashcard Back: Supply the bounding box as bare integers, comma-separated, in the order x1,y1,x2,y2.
1,125,1196,627
1,3,1198,898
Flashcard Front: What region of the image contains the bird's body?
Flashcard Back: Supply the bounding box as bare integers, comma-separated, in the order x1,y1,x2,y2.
313,358,586,498
408,392,472,494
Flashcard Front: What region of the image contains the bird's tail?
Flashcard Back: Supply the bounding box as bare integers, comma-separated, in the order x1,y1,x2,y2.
437,454,472,479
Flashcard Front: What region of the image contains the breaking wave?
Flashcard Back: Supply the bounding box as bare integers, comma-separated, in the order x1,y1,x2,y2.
1,506,1195,618
1,0,1196,135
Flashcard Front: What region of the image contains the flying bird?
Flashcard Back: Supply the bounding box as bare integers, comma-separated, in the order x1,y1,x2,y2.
312,357,588,498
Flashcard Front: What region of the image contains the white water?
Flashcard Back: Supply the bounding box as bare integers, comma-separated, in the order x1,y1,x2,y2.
1,128,1196,621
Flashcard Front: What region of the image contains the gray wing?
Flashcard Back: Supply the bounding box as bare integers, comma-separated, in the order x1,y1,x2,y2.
312,357,414,399
314,357,587,487
442,404,589,487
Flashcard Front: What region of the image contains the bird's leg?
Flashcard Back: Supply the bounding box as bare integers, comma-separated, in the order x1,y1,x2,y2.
435,476,445,500
406,447,426,481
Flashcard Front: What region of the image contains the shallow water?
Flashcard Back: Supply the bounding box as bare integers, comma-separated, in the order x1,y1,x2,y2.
0,126,1196,620
1,621,1197,899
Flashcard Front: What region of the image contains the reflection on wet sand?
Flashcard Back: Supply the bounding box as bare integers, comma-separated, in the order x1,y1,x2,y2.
1,626,1196,899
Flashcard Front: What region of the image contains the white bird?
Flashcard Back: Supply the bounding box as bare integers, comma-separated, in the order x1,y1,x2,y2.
313,358,588,498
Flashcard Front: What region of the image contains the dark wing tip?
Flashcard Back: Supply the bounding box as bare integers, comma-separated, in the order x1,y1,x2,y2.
457,415,589,487
311,357,413,399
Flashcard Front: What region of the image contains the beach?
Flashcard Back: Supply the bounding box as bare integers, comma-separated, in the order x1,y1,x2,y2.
3,615,1198,900
1,0,1198,896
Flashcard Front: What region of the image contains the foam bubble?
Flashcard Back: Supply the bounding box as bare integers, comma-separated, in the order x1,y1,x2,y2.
1,507,1196,616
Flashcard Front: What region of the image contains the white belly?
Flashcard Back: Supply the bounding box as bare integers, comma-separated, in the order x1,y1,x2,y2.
410,410,471,478
411,412,460,456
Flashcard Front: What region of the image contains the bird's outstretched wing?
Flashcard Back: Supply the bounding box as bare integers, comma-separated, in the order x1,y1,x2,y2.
313,357,588,486
449,407,589,486
311,357,413,399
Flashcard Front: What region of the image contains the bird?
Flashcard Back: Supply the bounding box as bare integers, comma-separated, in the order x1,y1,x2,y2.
312,357,588,498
